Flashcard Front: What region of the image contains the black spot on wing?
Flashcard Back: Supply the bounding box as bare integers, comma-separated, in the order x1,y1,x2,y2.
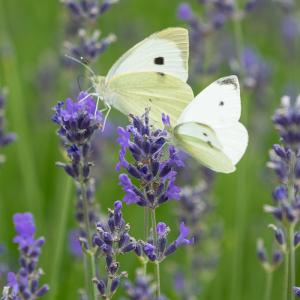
217,77,238,90
154,57,164,65
219,101,224,106
157,72,165,77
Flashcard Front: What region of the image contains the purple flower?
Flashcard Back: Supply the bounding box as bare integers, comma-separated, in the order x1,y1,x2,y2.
119,174,140,204
157,222,168,236
176,222,192,246
117,110,183,209
3,213,49,299
93,201,137,298
7,272,19,295
177,3,194,21
13,213,36,249
68,229,83,257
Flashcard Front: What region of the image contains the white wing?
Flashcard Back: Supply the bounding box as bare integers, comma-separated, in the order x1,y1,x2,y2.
174,75,248,171
106,27,189,82
214,123,248,165
177,75,241,126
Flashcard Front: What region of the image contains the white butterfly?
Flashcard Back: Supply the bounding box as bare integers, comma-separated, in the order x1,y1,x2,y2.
173,75,248,173
91,27,194,127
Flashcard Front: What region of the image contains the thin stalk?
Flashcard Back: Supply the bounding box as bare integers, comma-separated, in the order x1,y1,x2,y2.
264,272,273,300
284,249,290,300
289,224,296,300
288,153,296,300
151,208,161,297
143,207,149,275
80,179,98,300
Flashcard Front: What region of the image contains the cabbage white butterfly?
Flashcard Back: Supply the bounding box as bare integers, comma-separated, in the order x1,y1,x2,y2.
172,75,248,173
91,27,194,127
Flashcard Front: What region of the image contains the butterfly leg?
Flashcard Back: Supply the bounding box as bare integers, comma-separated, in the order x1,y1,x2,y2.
101,104,111,132
78,92,99,103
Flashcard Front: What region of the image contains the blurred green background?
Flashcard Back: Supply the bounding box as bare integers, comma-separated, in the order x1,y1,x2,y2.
0,0,300,299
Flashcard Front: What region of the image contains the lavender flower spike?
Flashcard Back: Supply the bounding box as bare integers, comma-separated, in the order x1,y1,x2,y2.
117,109,183,208
2,213,49,300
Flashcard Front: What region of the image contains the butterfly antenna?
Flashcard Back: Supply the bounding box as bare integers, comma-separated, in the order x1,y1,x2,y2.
65,54,96,78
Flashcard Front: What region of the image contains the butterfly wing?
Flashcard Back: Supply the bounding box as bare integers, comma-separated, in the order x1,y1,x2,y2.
106,72,194,127
174,75,248,171
174,122,235,173
177,75,241,126
214,122,248,165
106,27,189,82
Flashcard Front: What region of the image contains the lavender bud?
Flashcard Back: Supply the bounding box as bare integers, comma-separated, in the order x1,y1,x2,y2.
122,242,136,253
256,240,267,263
272,250,283,265
111,278,120,293
294,232,300,247
119,232,130,248
95,279,106,295
35,284,50,297
165,242,177,257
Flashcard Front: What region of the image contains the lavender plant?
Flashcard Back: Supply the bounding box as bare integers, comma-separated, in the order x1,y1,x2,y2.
52,91,102,299
92,200,136,299
117,110,192,297
258,95,300,300
62,0,118,63
0,89,16,163
1,213,49,300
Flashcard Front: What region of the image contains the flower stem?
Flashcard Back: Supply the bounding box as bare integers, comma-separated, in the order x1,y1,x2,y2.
80,179,98,300
264,272,273,300
151,208,161,297
289,224,296,300
284,248,290,300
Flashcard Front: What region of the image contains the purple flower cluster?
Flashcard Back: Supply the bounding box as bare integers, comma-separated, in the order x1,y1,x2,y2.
0,90,16,161
141,222,192,263
117,110,183,208
92,201,137,298
62,0,118,21
52,92,102,248
2,213,49,300
52,91,102,180
62,0,118,62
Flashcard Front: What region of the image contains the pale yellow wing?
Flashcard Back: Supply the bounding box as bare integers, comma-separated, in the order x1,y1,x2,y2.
106,27,189,82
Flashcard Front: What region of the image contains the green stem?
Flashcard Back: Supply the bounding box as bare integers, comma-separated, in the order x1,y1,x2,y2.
264,272,273,300
289,224,296,300
284,249,290,300
80,179,98,300
151,209,161,297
